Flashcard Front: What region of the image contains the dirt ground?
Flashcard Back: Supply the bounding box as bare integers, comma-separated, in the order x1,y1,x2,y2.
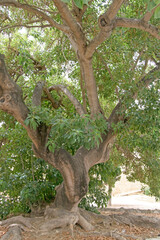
1,208,160,240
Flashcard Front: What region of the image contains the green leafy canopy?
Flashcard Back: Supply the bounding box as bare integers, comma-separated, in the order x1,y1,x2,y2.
62,0,90,9
63,0,160,18
24,106,108,154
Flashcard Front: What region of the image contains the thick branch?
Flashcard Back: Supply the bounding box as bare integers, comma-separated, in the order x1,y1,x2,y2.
0,0,70,33
85,27,113,58
85,0,124,58
80,59,102,115
86,63,160,168
52,0,86,52
48,85,85,116
0,54,49,151
43,87,61,109
86,1,160,58
115,18,160,40
0,54,28,123
75,130,115,171
32,81,44,106
99,0,124,26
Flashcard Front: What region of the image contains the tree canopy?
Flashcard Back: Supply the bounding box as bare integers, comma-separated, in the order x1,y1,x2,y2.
0,0,160,226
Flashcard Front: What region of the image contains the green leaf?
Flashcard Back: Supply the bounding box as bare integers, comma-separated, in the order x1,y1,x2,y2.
73,0,83,9
61,0,70,3
154,0,160,4
83,0,90,5
24,118,30,126
147,0,156,11
154,6,160,18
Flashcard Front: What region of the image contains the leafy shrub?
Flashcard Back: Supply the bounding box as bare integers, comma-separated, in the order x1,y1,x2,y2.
20,181,56,207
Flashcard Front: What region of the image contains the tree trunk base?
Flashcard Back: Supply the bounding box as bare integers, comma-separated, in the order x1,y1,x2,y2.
1,208,160,239
41,206,94,232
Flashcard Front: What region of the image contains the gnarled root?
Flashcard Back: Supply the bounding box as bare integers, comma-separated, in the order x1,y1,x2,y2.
0,224,22,240
0,215,33,240
113,212,160,230
40,206,94,233
0,215,32,229
78,214,94,231
40,206,79,235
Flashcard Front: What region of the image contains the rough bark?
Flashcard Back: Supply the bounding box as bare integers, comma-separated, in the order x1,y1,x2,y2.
32,81,44,106
0,54,28,123
1,208,160,238
0,225,22,240
1,216,32,229
113,212,160,230
41,207,79,231
51,149,89,211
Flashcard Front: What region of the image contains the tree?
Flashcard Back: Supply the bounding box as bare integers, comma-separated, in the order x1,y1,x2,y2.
0,0,160,230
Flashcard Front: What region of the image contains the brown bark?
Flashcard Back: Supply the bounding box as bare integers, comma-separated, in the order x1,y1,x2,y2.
0,225,22,240
0,54,48,151
80,58,102,115
1,216,32,229
32,81,44,106
114,18,160,40
0,54,29,124
48,84,85,115
51,149,89,211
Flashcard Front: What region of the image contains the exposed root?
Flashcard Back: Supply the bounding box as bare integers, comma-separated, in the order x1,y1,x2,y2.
118,232,144,240
1,224,22,240
78,230,130,240
1,207,160,239
0,215,33,240
78,214,94,231
40,214,79,231
0,216,32,229
41,207,79,231
105,207,160,214
42,206,95,232
79,207,113,226
113,212,160,229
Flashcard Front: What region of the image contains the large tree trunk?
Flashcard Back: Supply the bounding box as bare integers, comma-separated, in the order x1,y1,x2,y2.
52,150,89,211
0,52,116,232
0,53,115,230
38,133,114,230
35,148,96,230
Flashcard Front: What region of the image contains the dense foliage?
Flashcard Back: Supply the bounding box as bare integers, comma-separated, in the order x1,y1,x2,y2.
0,112,120,218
